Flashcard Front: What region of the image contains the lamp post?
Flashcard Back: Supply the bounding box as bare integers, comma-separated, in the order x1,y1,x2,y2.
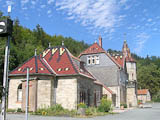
0,6,13,120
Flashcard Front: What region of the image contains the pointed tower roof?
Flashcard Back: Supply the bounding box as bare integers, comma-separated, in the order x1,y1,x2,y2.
122,40,135,62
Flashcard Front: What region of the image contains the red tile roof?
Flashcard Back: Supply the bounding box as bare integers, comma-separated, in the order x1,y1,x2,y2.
137,89,149,95
79,43,122,68
10,46,94,79
78,43,105,57
10,56,53,75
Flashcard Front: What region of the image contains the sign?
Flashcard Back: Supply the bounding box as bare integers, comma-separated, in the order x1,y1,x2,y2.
0,18,13,37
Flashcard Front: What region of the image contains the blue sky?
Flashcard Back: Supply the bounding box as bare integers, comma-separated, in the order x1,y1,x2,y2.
0,0,159,57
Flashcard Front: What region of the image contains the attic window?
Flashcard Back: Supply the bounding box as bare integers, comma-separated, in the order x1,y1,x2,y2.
39,68,45,71
57,68,62,71
64,68,69,71
30,67,33,71
18,68,22,71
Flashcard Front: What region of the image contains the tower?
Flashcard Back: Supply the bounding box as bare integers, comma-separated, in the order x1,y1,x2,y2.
122,40,137,107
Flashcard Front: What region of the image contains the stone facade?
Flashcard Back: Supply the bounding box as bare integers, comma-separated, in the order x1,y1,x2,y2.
8,75,102,111
55,77,77,110
77,76,102,107
8,78,23,109
126,62,138,107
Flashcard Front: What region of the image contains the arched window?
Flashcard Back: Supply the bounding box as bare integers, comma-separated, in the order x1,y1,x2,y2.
17,83,22,102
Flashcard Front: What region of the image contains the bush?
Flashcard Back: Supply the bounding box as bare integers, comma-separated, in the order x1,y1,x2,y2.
49,104,64,112
152,92,160,102
77,102,87,109
98,96,112,112
85,107,98,116
17,108,22,112
33,104,77,116
120,103,127,108
7,109,16,113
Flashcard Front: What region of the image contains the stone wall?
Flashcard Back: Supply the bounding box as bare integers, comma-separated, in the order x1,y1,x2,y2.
127,88,137,107
77,76,102,107
109,86,120,107
8,79,22,109
37,79,51,108
56,77,77,110
102,87,112,101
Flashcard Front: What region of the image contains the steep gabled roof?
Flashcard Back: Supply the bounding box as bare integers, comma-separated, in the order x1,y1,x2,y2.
10,46,95,79
78,43,105,57
137,89,149,95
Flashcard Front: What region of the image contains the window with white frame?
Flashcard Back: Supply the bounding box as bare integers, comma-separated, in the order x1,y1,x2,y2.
87,56,91,65
92,56,95,65
17,84,22,102
87,55,99,65
95,56,99,64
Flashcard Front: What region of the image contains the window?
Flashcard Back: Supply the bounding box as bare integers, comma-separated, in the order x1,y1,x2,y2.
87,55,99,65
80,91,86,103
95,56,99,64
92,56,95,64
17,84,22,102
87,56,91,65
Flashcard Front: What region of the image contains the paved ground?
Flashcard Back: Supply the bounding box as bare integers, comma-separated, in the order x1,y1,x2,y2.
5,103,160,120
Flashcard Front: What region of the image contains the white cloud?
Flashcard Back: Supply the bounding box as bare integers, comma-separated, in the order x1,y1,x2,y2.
47,10,52,14
147,18,152,22
6,0,14,6
48,0,54,5
134,32,150,54
40,5,46,8
21,0,29,6
55,0,128,35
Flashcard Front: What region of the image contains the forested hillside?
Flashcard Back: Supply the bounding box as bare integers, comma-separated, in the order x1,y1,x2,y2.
135,55,160,101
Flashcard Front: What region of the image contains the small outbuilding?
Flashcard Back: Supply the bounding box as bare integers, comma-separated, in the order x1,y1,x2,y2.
137,89,151,103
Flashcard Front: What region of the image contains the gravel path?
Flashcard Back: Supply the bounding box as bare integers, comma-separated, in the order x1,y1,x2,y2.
5,103,160,120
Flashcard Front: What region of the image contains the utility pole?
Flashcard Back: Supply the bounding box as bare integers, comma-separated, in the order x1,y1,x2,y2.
0,6,13,120
25,68,29,120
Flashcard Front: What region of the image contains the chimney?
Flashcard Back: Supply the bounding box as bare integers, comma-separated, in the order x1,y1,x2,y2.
99,36,102,48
